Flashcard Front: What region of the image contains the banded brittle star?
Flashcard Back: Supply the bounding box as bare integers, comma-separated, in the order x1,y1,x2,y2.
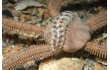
2,0,107,70
2,10,107,70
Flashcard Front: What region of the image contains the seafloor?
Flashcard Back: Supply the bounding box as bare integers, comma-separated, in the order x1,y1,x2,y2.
2,0,107,70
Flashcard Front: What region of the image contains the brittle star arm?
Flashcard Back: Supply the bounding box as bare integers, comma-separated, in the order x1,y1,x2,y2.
84,11,107,59
2,17,46,38
2,43,107,70
47,0,72,17
85,10,107,34
85,42,107,59
2,44,53,70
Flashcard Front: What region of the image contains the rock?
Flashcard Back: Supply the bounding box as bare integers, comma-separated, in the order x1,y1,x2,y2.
39,53,85,70
37,8,44,18
94,64,104,70
11,9,22,17
95,57,107,66
31,9,38,16
84,59,97,70
22,9,32,14
15,0,42,10
43,12,50,19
